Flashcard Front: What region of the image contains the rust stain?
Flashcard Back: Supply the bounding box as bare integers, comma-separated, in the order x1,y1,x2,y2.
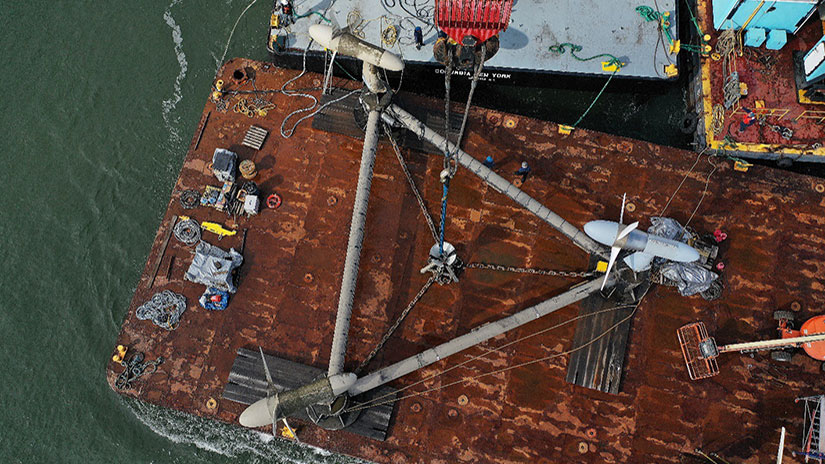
108,59,825,464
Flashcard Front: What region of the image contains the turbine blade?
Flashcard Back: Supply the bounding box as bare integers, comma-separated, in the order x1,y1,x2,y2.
602,246,621,290
283,418,300,443
619,193,626,226
259,347,275,392
616,221,639,240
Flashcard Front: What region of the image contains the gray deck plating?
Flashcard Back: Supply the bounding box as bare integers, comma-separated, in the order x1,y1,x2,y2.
275,0,678,80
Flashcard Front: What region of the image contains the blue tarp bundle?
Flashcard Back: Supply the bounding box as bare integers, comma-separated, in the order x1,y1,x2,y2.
199,287,230,311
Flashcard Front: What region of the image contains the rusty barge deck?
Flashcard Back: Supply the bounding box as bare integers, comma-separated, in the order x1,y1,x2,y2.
109,58,825,463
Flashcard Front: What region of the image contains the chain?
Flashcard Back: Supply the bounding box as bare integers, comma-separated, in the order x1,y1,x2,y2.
354,276,436,374
441,43,487,176
115,352,165,390
711,104,725,136
384,124,439,243
443,60,454,169
438,45,488,255
758,116,793,140
214,98,230,113
466,262,594,279
452,42,486,164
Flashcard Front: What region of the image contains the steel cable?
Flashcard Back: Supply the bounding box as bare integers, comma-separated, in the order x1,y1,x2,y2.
354,276,436,374
384,124,439,242
346,292,647,413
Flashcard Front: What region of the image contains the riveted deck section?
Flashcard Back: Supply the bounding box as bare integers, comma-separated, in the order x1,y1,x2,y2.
110,58,825,463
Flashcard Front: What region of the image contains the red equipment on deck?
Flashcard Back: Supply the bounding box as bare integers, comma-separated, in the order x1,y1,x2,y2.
677,313,825,380
433,0,512,68
434,0,513,44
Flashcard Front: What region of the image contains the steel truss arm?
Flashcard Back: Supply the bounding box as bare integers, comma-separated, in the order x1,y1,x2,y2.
386,104,607,258
350,277,605,396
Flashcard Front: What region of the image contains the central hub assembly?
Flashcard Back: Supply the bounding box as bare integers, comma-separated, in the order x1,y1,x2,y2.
420,241,464,285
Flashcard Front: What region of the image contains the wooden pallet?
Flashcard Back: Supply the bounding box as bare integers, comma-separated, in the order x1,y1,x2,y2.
241,125,268,150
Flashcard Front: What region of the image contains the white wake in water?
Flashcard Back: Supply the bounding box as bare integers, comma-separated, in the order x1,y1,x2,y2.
162,0,188,145
125,399,364,463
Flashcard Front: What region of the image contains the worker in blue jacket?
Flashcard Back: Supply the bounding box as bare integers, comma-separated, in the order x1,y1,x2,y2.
515,161,531,182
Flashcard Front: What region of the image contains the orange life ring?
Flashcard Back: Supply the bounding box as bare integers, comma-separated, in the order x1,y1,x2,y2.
267,193,282,209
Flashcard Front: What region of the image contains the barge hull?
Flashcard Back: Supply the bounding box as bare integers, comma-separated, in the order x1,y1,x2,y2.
110,59,825,463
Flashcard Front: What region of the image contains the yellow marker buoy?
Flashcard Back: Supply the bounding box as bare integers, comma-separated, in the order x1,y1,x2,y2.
558,124,574,135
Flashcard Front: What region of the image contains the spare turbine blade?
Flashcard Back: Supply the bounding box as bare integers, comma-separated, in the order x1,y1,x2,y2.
602,246,621,290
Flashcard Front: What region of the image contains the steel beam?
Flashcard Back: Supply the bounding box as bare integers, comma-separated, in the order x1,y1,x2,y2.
350,277,604,395
386,104,605,257
329,109,382,376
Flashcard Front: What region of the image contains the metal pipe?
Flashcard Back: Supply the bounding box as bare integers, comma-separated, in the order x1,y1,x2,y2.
350,277,604,395
386,104,606,257
329,109,382,376
719,332,825,354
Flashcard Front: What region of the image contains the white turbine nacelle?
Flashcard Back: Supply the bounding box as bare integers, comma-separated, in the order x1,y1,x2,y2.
583,193,701,290
308,24,404,72
584,220,700,272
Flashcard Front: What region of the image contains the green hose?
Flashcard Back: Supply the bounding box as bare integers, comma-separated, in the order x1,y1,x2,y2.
548,43,624,69
295,10,331,23
635,5,674,44
548,42,621,129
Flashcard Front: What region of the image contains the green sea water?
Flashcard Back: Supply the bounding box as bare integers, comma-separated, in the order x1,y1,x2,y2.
0,1,695,463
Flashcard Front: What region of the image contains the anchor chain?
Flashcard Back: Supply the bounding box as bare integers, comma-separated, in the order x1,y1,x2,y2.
466,262,594,279
384,124,439,243
354,276,436,374
115,352,164,390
